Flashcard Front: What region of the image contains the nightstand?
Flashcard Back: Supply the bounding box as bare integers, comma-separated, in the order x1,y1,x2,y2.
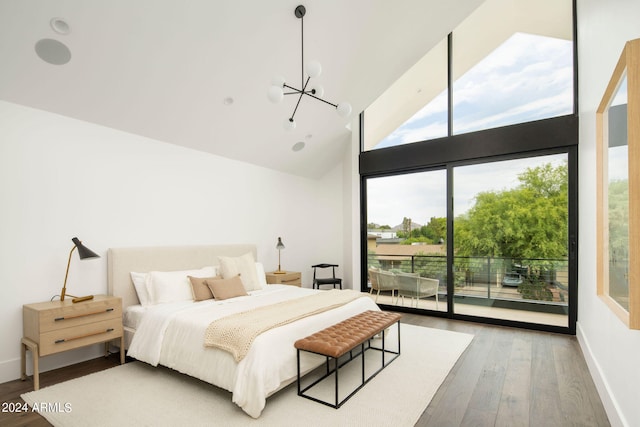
21,295,124,390
265,271,302,287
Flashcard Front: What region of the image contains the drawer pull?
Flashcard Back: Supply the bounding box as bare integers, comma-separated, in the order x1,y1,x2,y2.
54,308,114,321
55,328,115,344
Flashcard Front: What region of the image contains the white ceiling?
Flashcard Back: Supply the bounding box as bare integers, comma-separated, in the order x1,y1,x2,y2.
0,0,483,178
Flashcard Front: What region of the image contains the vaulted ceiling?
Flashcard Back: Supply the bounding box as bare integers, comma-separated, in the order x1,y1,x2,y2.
0,0,483,178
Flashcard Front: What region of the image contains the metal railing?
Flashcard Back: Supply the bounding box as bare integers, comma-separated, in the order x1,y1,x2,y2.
367,253,569,306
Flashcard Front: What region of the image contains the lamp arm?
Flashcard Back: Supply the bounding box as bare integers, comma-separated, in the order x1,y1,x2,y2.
305,92,338,108
289,76,311,121
60,246,77,301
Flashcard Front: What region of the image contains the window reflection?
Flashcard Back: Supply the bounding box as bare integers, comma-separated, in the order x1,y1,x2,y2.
607,76,629,309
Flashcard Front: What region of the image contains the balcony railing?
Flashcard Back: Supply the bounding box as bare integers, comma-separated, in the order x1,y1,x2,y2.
367,253,569,308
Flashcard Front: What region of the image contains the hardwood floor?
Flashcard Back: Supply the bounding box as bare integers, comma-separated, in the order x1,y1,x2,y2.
404,314,610,427
0,354,121,427
0,315,609,427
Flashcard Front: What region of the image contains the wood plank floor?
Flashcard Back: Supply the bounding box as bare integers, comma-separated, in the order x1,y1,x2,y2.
0,314,609,427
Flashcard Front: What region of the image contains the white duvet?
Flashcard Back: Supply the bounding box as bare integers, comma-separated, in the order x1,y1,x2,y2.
127,285,380,418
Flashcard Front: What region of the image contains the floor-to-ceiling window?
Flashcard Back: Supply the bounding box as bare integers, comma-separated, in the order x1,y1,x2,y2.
366,169,448,313
360,0,577,333
452,153,569,327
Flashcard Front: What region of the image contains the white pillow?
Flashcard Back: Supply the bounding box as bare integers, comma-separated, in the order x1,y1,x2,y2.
130,271,150,306
255,262,267,289
218,252,260,291
146,266,215,305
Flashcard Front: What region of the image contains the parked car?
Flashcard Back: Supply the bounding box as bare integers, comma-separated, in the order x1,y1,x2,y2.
502,272,523,287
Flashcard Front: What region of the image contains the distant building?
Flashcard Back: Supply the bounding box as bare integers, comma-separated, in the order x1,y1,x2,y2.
370,243,446,270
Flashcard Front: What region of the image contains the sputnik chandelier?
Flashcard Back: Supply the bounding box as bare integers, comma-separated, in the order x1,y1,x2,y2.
267,5,352,130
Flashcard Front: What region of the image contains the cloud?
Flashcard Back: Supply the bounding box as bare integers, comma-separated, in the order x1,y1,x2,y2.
365,33,574,228
374,32,573,149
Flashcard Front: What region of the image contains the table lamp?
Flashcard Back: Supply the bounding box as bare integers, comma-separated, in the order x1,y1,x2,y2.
275,237,286,274
60,237,100,303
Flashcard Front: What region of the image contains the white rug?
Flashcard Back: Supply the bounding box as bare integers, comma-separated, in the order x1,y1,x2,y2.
22,324,472,427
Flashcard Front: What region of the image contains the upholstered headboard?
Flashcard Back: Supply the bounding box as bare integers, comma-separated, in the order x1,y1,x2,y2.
107,244,257,309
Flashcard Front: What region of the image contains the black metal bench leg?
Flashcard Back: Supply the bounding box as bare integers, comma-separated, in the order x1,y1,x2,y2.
297,349,301,395
335,356,339,408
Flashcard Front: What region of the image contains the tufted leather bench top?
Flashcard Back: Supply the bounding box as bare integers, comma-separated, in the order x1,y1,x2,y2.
294,310,402,359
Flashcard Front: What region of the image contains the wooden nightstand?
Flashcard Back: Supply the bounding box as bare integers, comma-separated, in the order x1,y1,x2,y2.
265,271,302,287
21,295,124,390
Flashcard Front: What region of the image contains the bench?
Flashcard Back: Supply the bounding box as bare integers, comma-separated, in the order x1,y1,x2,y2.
294,310,402,408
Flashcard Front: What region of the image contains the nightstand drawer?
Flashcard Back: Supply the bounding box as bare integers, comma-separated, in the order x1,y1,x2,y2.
39,318,123,356
280,276,301,286
265,271,302,287
29,298,122,334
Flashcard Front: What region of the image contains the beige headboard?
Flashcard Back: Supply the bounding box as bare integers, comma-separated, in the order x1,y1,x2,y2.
107,244,257,309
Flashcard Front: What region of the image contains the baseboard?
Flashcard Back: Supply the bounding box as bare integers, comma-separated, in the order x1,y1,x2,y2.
576,322,627,427
0,345,103,385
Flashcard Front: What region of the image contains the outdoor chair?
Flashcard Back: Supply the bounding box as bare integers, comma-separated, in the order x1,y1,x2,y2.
396,272,439,308
375,269,400,304
368,267,398,303
312,263,342,289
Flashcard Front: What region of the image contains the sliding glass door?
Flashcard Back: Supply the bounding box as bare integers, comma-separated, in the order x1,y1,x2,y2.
363,151,572,330
365,169,448,313
452,154,569,327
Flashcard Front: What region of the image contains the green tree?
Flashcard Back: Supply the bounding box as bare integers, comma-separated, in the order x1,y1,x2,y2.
455,162,568,259
422,217,446,243
402,217,412,237
608,179,629,262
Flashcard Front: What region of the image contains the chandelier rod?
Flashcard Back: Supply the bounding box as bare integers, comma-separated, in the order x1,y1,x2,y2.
267,4,352,129
301,10,304,94
290,77,310,121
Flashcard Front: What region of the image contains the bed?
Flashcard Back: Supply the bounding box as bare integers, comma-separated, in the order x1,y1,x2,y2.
107,244,380,418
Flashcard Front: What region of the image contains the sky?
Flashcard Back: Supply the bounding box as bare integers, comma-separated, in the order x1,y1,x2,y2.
375,32,574,148
609,76,628,182
367,154,567,227
366,32,574,228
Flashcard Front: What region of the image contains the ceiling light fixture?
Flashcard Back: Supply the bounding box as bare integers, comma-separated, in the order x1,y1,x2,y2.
50,17,71,35
267,5,352,131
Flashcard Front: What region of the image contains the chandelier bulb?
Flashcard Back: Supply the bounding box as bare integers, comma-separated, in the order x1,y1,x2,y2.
309,84,324,97
336,102,352,118
267,85,284,103
305,60,322,78
283,117,296,130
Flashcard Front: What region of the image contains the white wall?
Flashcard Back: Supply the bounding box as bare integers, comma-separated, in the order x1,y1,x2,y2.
342,118,362,291
0,100,344,383
577,1,640,426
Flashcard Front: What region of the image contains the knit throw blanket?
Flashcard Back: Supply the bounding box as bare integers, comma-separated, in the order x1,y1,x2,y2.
204,289,362,362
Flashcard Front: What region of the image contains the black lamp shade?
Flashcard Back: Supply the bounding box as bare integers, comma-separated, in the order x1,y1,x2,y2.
276,237,285,250
72,237,100,259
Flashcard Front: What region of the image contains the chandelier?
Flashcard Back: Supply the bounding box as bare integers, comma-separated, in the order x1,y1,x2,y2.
267,5,352,130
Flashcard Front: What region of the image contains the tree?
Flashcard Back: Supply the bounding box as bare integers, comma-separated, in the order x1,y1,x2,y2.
608,179,629,263
455,162,568,259
402,217,412,237
422,217,446,243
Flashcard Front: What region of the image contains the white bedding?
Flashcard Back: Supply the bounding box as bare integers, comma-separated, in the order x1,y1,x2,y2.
127,284,380,418
123,304,146,330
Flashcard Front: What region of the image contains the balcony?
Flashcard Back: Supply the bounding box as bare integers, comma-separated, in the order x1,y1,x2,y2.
367,253,569,327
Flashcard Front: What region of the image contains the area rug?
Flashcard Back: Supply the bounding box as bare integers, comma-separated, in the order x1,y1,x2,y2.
22,324,472,427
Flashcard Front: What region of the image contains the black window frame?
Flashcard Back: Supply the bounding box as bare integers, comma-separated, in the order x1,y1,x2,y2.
358,0,578,334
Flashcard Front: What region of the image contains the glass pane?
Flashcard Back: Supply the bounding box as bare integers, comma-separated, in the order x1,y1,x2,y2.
453,154,569,326
362,39,448,151
452,32,573,135
366,170,447,312
608,75,629,309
